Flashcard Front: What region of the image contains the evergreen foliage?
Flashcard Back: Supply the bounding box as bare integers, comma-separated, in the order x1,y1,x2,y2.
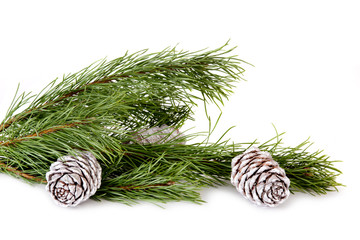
0,43,342,204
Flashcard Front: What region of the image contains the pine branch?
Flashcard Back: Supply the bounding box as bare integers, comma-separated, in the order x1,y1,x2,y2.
0,43,342,205
0,44,246,136
257,133,343,195
0,132,342,204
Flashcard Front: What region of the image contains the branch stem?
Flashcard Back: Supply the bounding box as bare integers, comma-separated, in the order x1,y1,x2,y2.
0,161,46,183
0,120,90,146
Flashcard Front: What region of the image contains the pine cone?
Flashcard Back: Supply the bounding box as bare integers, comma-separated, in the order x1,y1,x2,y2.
231,146,290,207
132,125,185,145
46,151,102,207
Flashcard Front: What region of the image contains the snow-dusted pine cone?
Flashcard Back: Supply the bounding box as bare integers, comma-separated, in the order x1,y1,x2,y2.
231,146,290,207
46,151,102,207
132,125,185,145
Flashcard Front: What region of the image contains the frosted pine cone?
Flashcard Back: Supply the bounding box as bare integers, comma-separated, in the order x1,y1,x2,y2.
46,151,102,207
132,125,185,145
231,146,290,207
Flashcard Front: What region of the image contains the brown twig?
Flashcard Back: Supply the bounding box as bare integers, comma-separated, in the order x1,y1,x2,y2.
0,161,46,183
0,120,90,147
303,167,314,177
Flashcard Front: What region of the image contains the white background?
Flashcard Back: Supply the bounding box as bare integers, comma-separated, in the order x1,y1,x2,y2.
0,1,358,239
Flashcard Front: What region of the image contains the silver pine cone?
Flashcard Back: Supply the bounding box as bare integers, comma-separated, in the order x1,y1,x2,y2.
132,125,185,145
46,151,102,207
231,146,290,207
